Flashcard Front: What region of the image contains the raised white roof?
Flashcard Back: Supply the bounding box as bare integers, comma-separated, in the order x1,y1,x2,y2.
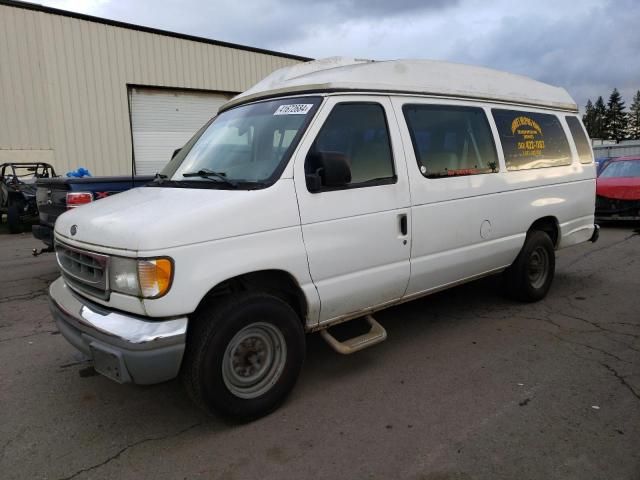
222,57,577,112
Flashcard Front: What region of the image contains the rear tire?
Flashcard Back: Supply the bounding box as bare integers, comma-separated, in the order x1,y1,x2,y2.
182,292,305,421
7,204,22,234
504,230,555,302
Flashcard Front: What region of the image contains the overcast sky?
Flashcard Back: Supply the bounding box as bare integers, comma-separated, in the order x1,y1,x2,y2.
41,0,640,112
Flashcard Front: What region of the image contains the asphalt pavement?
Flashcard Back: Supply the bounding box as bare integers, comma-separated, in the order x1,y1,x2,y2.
0,226,638,480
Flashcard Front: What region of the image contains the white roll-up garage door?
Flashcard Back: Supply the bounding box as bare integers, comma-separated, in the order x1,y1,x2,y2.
129,87,232,175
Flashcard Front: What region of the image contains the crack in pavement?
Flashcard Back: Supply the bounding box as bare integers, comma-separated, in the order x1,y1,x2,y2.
549,333,629,364
0,329,58,343
520,312,634,364
600,362,640,402
555,312,639,340
0,437,12,459
0,289,49,304
55,422,203,480
562,232,638,270
609,322,640,329
520,315,566,331
0,273,58,304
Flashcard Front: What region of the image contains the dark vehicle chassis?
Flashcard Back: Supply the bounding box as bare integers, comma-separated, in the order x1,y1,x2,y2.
0,163,56,233
595,195,640,221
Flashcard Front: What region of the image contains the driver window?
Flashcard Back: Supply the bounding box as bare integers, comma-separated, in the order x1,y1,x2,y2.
306,103,396,187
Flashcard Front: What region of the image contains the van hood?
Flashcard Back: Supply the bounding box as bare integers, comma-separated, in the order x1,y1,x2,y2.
54,181,299,252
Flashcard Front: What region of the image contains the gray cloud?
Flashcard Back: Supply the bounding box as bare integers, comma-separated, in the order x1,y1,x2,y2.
446,0,640,109
42,0,640,111
278,0,460,18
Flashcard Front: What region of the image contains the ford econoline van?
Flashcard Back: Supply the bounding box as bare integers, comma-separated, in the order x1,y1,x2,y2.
49,57,599,419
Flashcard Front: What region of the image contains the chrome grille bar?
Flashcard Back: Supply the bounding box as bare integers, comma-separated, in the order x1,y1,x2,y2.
56,243,109,298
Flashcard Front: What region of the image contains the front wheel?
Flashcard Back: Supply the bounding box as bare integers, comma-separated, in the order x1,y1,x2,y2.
182,292,305,420
504,230,555,302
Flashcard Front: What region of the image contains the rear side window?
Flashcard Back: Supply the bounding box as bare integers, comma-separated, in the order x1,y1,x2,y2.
308,103,395,186
492,109,571,170
403,105,499,178
565,116,593,164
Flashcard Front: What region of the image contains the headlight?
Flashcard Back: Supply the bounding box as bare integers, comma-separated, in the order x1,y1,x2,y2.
138,258,173,298
109,257,173,298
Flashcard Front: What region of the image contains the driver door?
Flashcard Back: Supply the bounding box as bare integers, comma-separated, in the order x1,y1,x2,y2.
293,96,412,324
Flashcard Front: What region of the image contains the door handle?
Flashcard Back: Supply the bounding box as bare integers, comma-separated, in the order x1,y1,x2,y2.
399,214,408,236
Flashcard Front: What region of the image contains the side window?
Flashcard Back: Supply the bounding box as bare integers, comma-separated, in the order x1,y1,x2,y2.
402,105,499,178
492,109,571,170
565,116,593,164
306,103,395,187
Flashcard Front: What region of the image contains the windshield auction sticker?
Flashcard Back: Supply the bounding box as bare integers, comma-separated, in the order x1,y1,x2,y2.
511,116,544,157
274,104,314,115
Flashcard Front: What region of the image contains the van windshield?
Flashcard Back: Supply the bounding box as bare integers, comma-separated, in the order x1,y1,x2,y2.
159,97,322,188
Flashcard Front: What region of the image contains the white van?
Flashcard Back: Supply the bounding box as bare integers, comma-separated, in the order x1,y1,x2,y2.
49,58,599,419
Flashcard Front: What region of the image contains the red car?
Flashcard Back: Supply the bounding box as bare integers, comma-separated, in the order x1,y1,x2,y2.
596,156,640,220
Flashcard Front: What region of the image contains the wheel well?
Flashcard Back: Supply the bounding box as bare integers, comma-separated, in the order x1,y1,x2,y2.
528,216,559,248
197,270,308,322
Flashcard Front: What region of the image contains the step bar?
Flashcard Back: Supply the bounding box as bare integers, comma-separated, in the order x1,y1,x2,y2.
320,315,387,355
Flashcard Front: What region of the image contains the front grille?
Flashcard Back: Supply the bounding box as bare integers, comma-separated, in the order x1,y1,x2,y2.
56,243,109,299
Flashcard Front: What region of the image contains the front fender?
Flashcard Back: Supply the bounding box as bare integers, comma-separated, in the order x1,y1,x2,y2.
141,225,320,327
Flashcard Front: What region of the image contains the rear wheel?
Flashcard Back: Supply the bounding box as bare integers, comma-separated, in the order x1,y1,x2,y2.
182,292,305,420
504,230,555,302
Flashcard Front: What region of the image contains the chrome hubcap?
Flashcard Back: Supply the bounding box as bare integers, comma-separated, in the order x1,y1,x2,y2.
222,322,286,399
527,246,549,289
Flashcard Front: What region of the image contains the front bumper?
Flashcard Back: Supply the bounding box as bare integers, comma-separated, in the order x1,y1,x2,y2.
49,277,187,384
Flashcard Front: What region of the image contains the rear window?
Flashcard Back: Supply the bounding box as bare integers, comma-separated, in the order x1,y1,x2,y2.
565,116,593,164
403,105,499,178
492,109,571,171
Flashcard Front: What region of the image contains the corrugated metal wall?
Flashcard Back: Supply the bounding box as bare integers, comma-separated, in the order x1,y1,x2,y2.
593,142,640,159
0,3,302,175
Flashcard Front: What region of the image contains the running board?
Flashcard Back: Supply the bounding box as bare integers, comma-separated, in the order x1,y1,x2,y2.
320,315,387,355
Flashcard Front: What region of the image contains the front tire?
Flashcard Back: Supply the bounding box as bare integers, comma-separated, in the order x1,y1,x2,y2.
504,230,555,302
182,292,305,420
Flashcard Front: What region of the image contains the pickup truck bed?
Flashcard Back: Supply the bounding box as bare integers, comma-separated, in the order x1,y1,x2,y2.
34,175,153,249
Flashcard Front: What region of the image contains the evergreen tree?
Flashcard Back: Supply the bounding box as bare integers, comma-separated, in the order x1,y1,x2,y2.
582,99,596,137
628,90,640,140
606,88,627,141
593,96,608,139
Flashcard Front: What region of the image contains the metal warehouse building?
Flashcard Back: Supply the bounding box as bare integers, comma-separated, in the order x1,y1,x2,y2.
0,0,308,175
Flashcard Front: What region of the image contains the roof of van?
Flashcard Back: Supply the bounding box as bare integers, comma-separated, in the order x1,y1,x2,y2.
221,57,578,112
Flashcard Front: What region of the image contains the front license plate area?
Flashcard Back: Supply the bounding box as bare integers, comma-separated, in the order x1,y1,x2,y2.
90,344,125,383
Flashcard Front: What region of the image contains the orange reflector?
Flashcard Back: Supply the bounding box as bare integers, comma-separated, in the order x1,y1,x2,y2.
138,258,172,298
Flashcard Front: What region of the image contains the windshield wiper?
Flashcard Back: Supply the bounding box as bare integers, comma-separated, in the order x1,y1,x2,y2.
148,173,194,188
182,169,238,188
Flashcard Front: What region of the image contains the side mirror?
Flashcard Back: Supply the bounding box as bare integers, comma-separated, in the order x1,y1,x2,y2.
172,148,181,160
305,151,351,192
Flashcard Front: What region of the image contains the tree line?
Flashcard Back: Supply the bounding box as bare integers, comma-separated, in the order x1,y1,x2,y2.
582,89,640,141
